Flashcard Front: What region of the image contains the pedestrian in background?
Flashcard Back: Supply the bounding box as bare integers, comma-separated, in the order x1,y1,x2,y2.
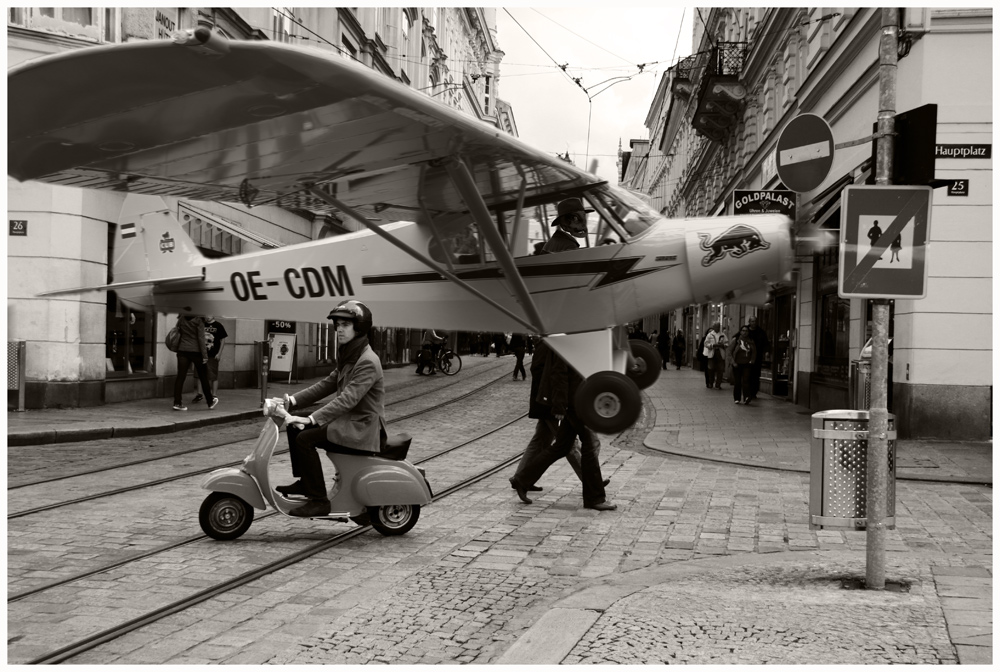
697,332,710,387
493,332,506,357
703,322,727,390
416,328,446,375
173,315,217,411
671,329,686,370
510,333,527,380
746,316,770,401
728,325,757,405
657,328,672,370
193,316,227,404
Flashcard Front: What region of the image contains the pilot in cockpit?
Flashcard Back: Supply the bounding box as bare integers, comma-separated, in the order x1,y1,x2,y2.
542,198,592,253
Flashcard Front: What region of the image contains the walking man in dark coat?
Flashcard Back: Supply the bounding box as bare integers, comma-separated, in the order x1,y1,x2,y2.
746,316,770,401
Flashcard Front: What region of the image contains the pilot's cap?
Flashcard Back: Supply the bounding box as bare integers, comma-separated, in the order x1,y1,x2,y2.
551,197,594,226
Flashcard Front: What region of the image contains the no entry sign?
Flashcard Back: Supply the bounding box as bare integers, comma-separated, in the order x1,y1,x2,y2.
776,113,835,193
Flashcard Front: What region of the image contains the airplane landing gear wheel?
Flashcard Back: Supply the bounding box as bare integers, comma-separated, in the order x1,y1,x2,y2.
627,339,662,389
574,371,642,433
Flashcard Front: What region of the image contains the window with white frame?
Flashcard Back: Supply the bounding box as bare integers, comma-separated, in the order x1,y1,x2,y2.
9,7,110,42
272,7,292,43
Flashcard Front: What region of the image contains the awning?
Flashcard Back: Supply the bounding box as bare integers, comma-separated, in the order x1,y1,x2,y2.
179,202,283,249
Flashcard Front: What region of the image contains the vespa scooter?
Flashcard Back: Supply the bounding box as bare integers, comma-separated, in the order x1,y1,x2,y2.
199,398,433,541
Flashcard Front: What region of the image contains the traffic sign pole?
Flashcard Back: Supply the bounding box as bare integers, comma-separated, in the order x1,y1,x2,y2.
865,8,900,592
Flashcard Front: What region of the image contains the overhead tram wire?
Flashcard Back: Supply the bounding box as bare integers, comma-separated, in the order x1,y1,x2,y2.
530,7,635,66
503,8,584,92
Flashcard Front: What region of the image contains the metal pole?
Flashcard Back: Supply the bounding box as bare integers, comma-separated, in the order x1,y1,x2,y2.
866,7,899,590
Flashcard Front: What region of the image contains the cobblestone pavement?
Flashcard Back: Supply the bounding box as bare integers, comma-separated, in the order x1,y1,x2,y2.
564,557,953,664
6,360,992,664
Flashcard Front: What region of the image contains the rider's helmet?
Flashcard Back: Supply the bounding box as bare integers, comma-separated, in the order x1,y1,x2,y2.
328,300,373,337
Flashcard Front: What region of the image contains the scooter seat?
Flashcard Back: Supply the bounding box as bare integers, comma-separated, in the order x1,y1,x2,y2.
323,433,411,461
381,433,412,461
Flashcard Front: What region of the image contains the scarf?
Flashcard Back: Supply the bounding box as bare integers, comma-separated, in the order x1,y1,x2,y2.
336,335,370,372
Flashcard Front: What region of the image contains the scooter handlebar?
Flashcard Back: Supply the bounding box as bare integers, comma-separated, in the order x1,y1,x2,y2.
263,397,290,419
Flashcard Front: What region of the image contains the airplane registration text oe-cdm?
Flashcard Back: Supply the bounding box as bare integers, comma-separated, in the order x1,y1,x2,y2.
10,29,794,433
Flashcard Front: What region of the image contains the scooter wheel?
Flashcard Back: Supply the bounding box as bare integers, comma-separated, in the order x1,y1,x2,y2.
200,492,254,541
368,504,420,536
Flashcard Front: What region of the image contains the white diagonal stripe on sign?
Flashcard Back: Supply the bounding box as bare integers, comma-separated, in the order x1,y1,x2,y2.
779,140,831,165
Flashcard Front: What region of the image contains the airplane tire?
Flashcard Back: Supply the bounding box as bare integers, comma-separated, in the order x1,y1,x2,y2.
628,339,662,389
199,492,254,541
574,371,642,434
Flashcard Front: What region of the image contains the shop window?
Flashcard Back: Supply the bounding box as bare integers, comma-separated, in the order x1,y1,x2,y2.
105,223,153,377
814,247,849,382
106,292,153,376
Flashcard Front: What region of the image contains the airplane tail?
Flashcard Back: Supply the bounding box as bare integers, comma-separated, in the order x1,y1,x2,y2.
37,194,205,306
113,194,207,284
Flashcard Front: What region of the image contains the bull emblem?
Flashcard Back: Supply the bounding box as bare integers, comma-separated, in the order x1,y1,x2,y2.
698,225,770,267
159,231,175,253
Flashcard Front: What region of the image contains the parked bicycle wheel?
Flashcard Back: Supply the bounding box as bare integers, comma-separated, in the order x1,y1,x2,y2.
437,349,462,375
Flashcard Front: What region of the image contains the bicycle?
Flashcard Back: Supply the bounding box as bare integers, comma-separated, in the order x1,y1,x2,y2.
435,347,462,376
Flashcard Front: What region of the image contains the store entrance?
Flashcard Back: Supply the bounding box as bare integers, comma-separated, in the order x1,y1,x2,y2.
760,291,794,398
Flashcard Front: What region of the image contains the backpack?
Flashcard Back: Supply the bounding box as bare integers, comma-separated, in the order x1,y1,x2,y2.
165,319,182,352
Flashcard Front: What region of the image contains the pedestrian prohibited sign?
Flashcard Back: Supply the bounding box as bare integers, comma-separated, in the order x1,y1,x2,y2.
839,186,932,299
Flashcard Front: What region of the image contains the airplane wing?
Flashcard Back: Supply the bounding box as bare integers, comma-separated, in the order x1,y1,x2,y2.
9,33,602,226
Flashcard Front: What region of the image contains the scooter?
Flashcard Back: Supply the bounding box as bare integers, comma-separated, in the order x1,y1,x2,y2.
199,398,433,541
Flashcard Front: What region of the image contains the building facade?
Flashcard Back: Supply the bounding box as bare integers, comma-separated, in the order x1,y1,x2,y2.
8,7,510,409
627,7,992,440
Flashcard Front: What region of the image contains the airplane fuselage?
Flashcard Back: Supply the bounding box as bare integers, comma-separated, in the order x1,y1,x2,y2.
125,214,792,335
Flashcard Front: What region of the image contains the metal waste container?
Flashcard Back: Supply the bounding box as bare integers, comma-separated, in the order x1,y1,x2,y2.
809,410,895,531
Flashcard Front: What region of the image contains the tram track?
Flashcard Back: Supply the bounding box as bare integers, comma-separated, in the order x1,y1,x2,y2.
7,408,531,605
8,359,636,665
7,369,512,519
9,361,513,492
19,416,540,665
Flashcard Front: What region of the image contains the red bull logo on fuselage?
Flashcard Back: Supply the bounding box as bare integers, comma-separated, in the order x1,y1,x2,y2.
697,225,771,267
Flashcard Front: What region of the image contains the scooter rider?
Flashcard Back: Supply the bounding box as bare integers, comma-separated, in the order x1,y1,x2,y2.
277,300,388,517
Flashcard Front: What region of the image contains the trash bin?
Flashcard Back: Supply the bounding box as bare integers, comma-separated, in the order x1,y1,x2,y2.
809,409,896,531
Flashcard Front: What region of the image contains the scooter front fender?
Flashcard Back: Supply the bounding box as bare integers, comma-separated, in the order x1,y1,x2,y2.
201,467,267,510
354,463,433,506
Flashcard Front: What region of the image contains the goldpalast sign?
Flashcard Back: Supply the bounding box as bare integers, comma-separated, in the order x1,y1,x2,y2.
733,190,797,218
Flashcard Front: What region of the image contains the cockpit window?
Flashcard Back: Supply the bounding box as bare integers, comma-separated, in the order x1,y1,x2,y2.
586,185,661,239
428,221,482,265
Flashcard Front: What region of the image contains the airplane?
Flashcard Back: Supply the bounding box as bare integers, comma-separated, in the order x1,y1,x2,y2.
8,28,794,433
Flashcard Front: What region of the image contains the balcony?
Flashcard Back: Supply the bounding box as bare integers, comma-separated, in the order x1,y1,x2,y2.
691,42,748,143
670,54,699,99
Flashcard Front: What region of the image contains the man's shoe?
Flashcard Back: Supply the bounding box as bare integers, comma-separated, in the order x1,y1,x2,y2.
585,501,617,511
192,393,204,403
509,478,532,504
288,500,331,517
276,480,309,497
511,479,543,493
208,397,220,409
172,404,187,411
603,478,611,487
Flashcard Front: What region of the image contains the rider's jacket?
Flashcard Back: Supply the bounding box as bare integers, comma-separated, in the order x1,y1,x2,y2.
292,344,387,453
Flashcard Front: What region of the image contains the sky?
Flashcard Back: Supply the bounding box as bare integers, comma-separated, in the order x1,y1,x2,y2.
495,6,693,185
